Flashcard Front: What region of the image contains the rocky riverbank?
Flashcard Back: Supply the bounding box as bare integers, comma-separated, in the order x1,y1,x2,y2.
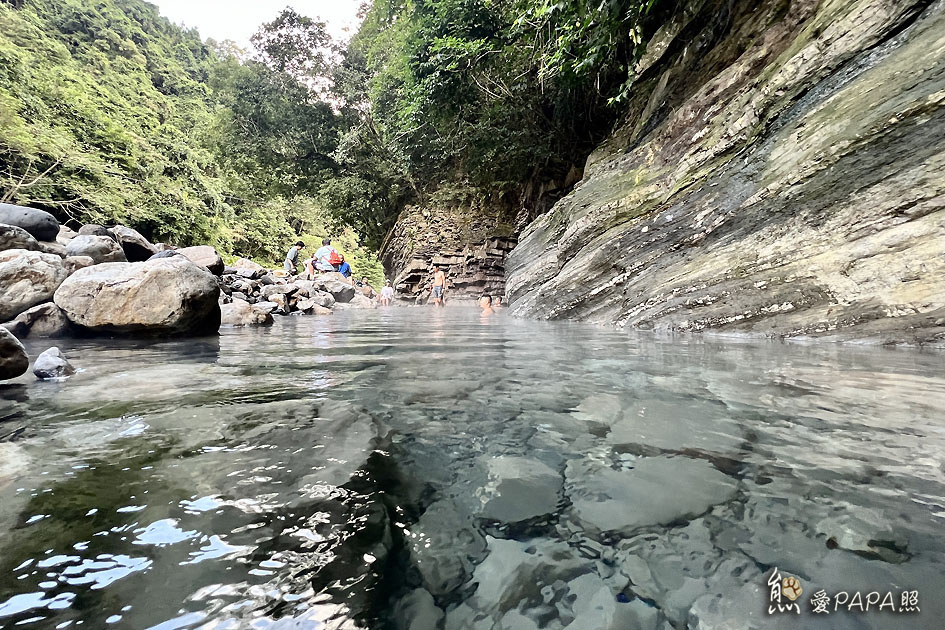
506,0,945,345
0,202,378,381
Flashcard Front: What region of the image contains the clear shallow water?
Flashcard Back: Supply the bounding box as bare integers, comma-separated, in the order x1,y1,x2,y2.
0,308,944,629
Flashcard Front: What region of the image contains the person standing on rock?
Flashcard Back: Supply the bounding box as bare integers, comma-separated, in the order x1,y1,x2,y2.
284,241,304,275
430,265,446,307
380,280,394,306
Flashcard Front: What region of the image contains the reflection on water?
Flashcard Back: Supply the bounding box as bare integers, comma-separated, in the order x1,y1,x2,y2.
1,308,944,629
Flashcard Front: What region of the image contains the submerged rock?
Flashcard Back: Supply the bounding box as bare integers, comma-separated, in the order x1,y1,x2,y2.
0,203,59,241
0,327,29,380
33,346,76,379
220,298,274,327
53,256,221,335
0,249,69,321
478,456,562,524
66,234,127,264
565,457,737,536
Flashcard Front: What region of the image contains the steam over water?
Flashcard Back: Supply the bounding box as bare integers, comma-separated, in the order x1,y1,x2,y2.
1,309,944,629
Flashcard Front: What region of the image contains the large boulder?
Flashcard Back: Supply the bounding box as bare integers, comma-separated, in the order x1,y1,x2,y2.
220,298,274,327
0,224,65,257
54,256,221,335
178,245,224,275
318,278,356,303
32,347,76,380
0,249,69,320
0,203,59,241
232,257,267,277
66,234,127,264
3,302,72,338
110,225,157,262
0,327,29,380
0,223,40,252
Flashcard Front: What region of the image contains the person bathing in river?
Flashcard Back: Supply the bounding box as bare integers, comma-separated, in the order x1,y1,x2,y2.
380,280,394,306
479,295,494,316
430,265,446,307
284,241,304,275
313,238,340,273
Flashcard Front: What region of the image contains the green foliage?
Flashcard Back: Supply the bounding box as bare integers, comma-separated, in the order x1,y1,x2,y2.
322,0,671,244
0,0,367,268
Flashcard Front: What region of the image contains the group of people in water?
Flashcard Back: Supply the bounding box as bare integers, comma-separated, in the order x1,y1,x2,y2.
284,239,501,311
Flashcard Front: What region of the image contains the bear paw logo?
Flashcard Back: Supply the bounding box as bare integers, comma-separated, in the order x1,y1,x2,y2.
782,576,803,601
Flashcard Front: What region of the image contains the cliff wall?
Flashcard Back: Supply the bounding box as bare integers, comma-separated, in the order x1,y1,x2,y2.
381,204,517,302
506,0,945,345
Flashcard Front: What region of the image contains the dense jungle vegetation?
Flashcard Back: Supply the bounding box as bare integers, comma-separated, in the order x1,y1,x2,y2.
0,0,669,268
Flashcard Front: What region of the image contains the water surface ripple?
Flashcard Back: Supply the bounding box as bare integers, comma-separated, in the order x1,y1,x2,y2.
1,309,943,629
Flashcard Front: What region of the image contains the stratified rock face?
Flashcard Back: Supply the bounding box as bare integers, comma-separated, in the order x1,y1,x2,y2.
178,245,224,275
507,0,945,345
382,204,518,301
0,203,59,241
53,257,221,335
0,327,29,380
0,249,68,321
66,234,127,264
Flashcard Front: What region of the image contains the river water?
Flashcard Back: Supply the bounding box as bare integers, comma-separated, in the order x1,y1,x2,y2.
0,308,944,630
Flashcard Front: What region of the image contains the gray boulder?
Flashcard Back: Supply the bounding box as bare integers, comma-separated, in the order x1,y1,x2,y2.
319,278,356,303
77,224,115,239
0,203,59,241
0,327,28,380
56,225,78,245
63,256,95,275
110,225,157,262
0,223,40,252
3,302,71,338
66,234,127,264
0,249,69,320
147,250,181,261
54,256,221,335
178,245,224,275
253,301,280,314
32,347,76,379
220,298,274,327
261,283,296,299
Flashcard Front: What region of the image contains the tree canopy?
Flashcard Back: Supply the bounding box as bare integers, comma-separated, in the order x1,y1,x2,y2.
0,0,673,261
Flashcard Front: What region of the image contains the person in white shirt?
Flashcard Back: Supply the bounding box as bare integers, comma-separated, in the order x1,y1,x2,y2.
380,280,395,306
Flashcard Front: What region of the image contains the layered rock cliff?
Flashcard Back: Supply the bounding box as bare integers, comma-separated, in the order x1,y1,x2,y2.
381,204,518,302
507,0,945,345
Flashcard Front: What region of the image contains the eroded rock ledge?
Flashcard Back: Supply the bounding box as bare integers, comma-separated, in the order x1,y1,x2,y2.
507,0,945,345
